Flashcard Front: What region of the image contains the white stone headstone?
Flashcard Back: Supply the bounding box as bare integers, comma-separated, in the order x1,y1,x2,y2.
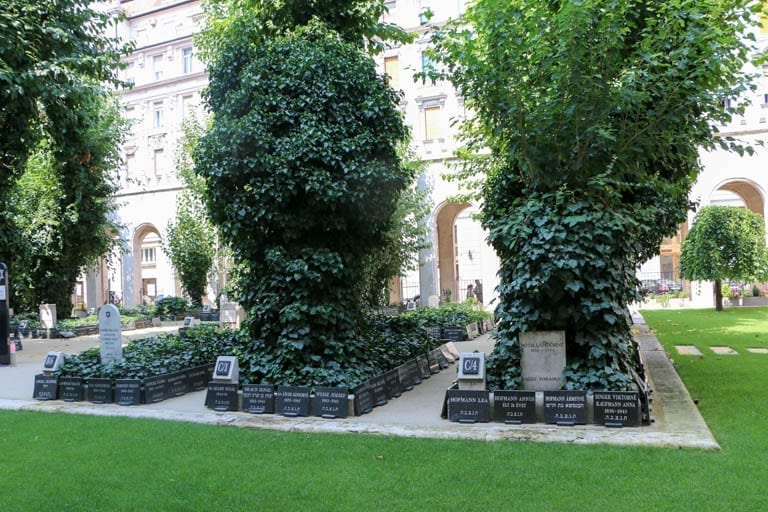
520,331,566,391
39,304,57,329
98,304,123,365
427,295,440,308
458,352,486,390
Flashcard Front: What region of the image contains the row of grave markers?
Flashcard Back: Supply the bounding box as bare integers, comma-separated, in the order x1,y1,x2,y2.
445,389,642,427
204,342,464,417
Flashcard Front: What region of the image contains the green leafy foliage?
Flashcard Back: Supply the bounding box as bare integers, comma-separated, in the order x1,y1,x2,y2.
0,1,130,269
402,301,491,328
680,205,768,310
154,297,190,320
164,118,216,308
194,18,412,386
430,0,762,390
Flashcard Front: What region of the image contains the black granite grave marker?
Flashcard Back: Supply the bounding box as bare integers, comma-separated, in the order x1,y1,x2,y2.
115,379,142,406
312,386,348,418
188,364,213,391
143,374,168,403
166,371,188,397
543,390,587,425
58,376,83,402
369,375,388,406
33,374,58,400
87,378,114,404
417,354,431,379
446,389,490,423
384,368,402,398
242,384,275,414
275,385,310,417
353,382,374,416
398,360,419,391
593,391,641,427
493,390,536,424
205,382,239,411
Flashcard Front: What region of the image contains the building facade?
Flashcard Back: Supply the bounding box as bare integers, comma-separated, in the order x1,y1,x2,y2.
86,0,768,311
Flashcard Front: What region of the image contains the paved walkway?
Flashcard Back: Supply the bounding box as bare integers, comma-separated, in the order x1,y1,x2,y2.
0,315,718,449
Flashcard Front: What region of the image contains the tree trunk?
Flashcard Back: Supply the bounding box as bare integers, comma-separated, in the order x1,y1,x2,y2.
715,279,723,312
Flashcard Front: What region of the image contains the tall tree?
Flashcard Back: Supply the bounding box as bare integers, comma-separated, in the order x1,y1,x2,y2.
9,96,125,314
1,0,129,311
681,206,768,311
195,3,413,386
430,0,762,389
164,118,217,308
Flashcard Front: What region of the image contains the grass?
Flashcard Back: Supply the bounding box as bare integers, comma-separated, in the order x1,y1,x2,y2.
1,307,766,511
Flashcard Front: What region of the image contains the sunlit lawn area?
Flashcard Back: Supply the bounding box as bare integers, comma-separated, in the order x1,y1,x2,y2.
1,307,766,511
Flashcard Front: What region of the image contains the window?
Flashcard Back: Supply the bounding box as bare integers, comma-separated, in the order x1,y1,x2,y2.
153,55,164,81
763,93,768,106
384,56,400,87
124,61,135,85
181,94,196,119
182,47,193,74
424,106,443,140
141,247,156,264
152,102,163,129
125,152,136,180
153,148,164,176
421,52,435,74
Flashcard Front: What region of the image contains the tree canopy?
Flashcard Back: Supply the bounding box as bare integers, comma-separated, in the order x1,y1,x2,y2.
681,205,768,311
1,1,129,312
430,0,763,389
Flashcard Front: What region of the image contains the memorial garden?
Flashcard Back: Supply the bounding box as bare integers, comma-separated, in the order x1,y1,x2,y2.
3,0,768,508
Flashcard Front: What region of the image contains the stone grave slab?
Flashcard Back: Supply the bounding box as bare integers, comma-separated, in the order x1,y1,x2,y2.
242,384,275,414
593,391,641,428
675,345,703,356
492,390,536,424
98,304,123,365
520,331,565,391
747,348,768,354
312,386,348,419
710,346,738,355
275,385,311,417
446,389,490,423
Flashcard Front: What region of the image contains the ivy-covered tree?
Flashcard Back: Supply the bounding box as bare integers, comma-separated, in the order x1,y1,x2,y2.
0,1,127,266
164,118,217,308
430,0,762,389
681,206,768,311
195,3,413,386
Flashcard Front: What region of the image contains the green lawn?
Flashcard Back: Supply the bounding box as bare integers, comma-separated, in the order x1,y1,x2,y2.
1,307,766,511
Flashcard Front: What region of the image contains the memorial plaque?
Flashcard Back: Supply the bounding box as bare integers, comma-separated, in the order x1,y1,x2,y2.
143,374,168,403
353,382,374,416
384,368,402,398
397,361,418,391
312,386,349,418
427,350,441,374
242,384,275,414
33,374,58,400
493,390,536,424
98,304,123,365
275,385,311,417
115,379,142,406
369,375,388,406
417,354,431,380
520,331,566,391
446,389,490,423
166,371,188,397
439,344,457,363
593,391,641,427
543,390,587,425
188,364,213,391
212,356,239,383
58,376,84,402
87,378,114,404
205,382,239,411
